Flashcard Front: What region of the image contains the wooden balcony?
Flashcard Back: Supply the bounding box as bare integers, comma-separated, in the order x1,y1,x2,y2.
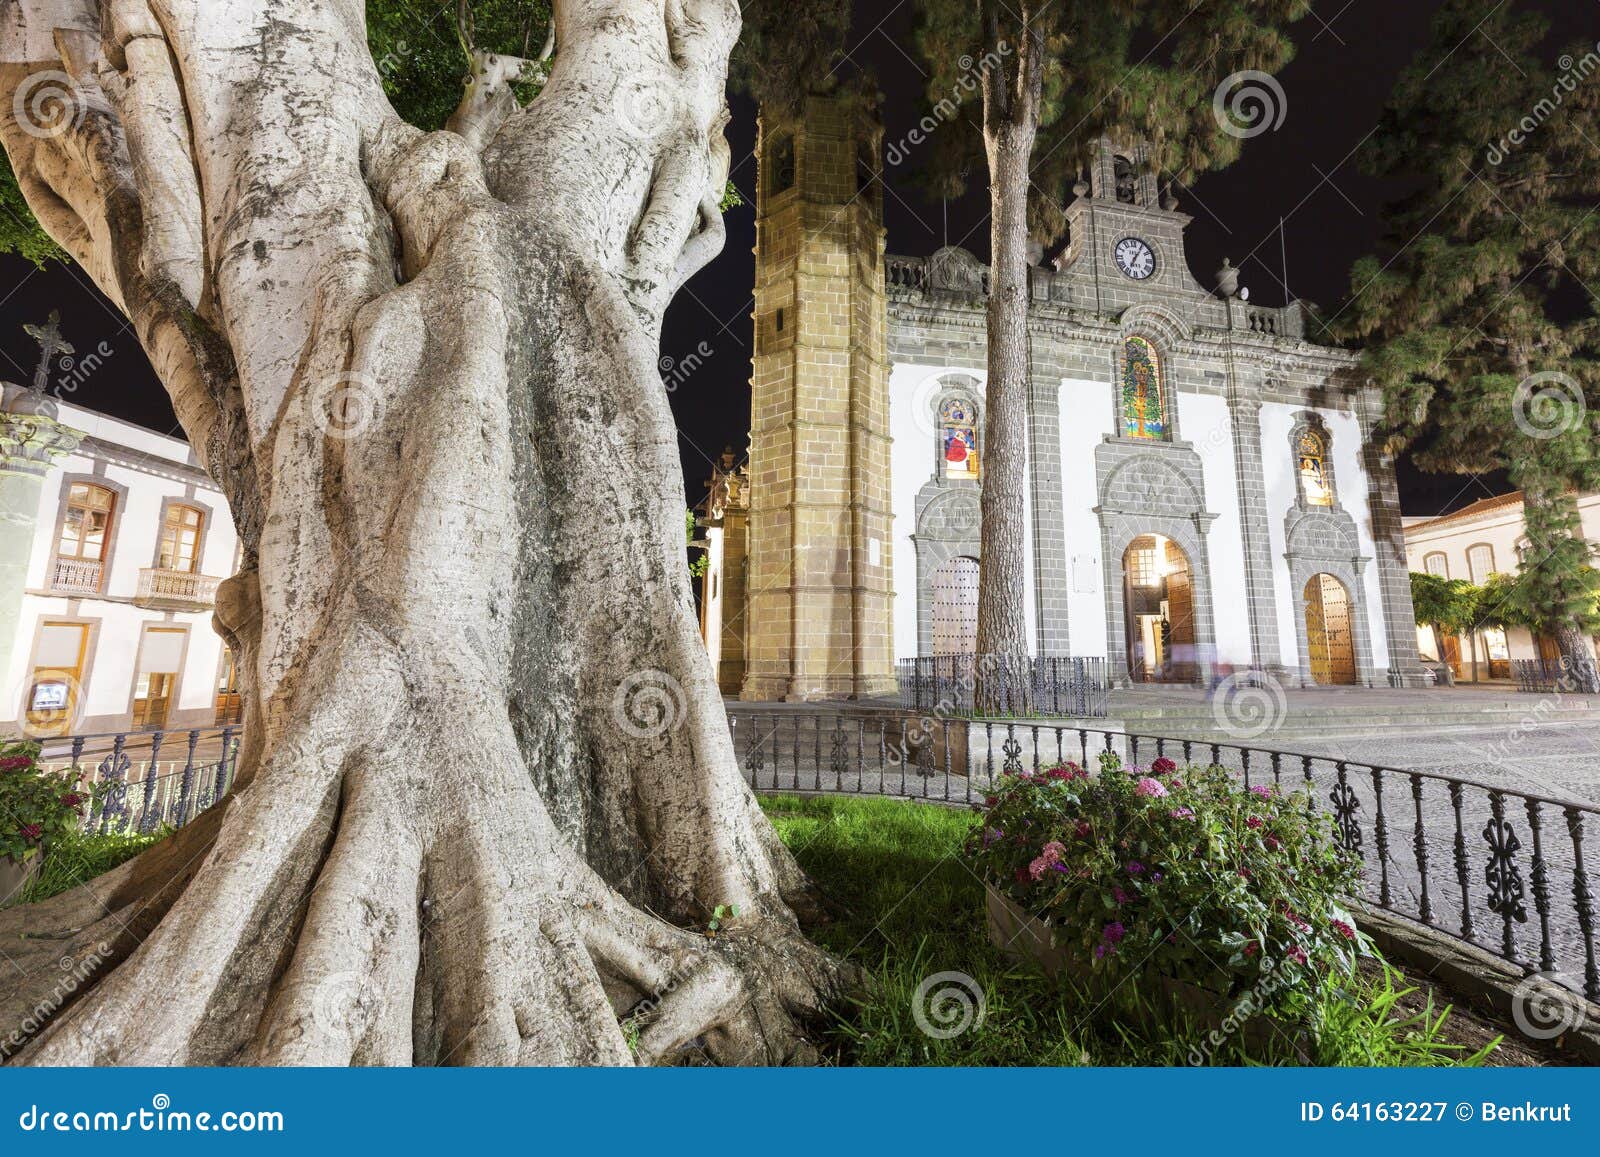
135,567,221,609
50,557,103,594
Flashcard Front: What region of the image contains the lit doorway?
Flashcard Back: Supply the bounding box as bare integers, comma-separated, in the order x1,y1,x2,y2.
1122,535,1196,682
132,625,187,729
1303,573,1357,685
26,621,89,736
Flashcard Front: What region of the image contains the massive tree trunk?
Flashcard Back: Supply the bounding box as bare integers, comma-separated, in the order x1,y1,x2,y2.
0,0,848,1066
973,5,1041,714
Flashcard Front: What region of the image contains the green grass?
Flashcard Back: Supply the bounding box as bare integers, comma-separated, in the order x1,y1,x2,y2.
16,828,164,904
761,793,1499,1067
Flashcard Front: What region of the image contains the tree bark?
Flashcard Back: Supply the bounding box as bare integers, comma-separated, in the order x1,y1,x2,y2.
973,5,1041,715
0,0,848,1066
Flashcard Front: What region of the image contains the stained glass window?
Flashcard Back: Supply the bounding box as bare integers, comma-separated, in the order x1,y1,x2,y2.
1121,337,1165,440
940,397,979,478
1297,429,1333,506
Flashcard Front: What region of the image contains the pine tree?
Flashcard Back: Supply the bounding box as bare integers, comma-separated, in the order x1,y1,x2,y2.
1340,0,1600,690
912,0,1310,708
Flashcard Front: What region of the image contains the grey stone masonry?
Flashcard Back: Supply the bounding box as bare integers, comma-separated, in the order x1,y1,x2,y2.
1359,401,1431,687
1222,353,1286,677
1027,350,1071,655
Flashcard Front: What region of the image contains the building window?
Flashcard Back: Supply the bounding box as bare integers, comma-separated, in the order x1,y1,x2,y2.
769,133,794,194
1114,155,1137,204
1467,543,1495,585
132,625,186,730
158,504,205,573
1297,429,1334,506
1424,552,1449,578
1121,336,1166,440
939,397,979,478
53,482,115,593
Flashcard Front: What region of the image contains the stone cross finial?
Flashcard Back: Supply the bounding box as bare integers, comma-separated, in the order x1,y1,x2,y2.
21,309,74,394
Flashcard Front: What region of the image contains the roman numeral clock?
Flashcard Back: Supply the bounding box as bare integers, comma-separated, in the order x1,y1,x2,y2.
1114,236,1156,280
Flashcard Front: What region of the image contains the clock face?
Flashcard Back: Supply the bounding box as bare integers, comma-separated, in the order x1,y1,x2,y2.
1114,237,1156,280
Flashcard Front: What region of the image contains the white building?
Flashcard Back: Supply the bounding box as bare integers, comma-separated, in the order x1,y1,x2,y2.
1403,492,1600,680
0,387,239,738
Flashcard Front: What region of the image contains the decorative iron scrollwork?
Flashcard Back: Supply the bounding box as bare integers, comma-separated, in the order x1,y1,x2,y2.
97,749,131,826
1001,730,1023,776
1483,812,1529,924
742,726,766,778
829,726,850,778
1329,780,1362,852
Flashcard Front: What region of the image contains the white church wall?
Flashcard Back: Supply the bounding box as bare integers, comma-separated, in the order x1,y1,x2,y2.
1261,401,1391,672
1179,391,1253,666
1057,378,1112,659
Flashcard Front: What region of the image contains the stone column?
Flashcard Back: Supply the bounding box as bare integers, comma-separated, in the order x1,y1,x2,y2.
0,388,83,683
1026,354,1070,655
1222,356,1286,677
1361,414,1430,687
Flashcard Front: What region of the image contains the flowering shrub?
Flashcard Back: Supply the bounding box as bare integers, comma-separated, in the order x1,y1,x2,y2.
965,751,1364,1018
0,739,93,865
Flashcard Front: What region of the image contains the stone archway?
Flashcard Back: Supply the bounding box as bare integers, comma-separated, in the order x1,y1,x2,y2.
1303,573,1357,685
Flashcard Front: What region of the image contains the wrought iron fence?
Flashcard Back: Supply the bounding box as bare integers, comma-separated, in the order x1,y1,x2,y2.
39,726,243,836
896,654,1109,717
727,708,1600,1005
1512,657,1600,695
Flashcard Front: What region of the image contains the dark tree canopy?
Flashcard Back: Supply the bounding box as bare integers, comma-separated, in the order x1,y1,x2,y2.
911,0,1311,247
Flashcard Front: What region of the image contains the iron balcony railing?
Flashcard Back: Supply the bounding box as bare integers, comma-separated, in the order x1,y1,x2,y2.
38,726,243,836
897,654,1110,718
727,709,1599,1005
135,567,222,608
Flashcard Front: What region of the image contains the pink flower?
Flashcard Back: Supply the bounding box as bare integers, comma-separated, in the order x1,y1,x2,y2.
1249,784,1277,800
1247,816,1264,830
1243,941,1258,957
1126,861,1145,875
1112,886,1130,905
1151,757,1178,774
19,823,42,841
1331,920,1356,940
1287,946,1309,966
1265,836,1281,852
1169,807,1195,820
1102,921,1126,944
1074,821,1092,839
1134,777,1168,798
1028,840,1068,880
0,755,32,772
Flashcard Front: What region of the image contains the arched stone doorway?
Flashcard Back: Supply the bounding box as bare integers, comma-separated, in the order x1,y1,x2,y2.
931,556,979,655
1122,535,1196,682
1303,573,1357,685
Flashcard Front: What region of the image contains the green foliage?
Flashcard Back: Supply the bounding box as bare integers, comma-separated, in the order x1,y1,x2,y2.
731,0,853,118
706,903,740,935
0,740,95,866
0,152,65,265
965,752,1363,1021
367,1,552,132
17,828,164,904
1409,572,1480,635
1338,1,1599,650
762,793,1493,1066
911,0,1312,241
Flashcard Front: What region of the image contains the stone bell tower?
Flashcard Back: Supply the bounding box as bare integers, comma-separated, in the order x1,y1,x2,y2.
740,94,895,701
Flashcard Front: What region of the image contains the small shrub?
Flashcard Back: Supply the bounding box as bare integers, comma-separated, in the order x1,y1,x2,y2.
963,751,1365,1020
19,828,165,903
0,738,94,867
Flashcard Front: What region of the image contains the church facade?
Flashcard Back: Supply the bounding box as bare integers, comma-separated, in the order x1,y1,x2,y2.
698,96,1427,700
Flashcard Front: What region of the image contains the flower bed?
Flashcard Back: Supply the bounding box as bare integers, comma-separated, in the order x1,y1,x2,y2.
1,738,94,906
964,752,1365,1028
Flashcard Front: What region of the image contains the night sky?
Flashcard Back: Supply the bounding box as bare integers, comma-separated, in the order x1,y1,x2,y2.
1,1,1592,517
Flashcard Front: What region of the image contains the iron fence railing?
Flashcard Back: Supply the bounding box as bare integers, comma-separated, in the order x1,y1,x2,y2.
1512,657,1600,695
896,654,1109,717
38,726,243,836
727,708,1600,1005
